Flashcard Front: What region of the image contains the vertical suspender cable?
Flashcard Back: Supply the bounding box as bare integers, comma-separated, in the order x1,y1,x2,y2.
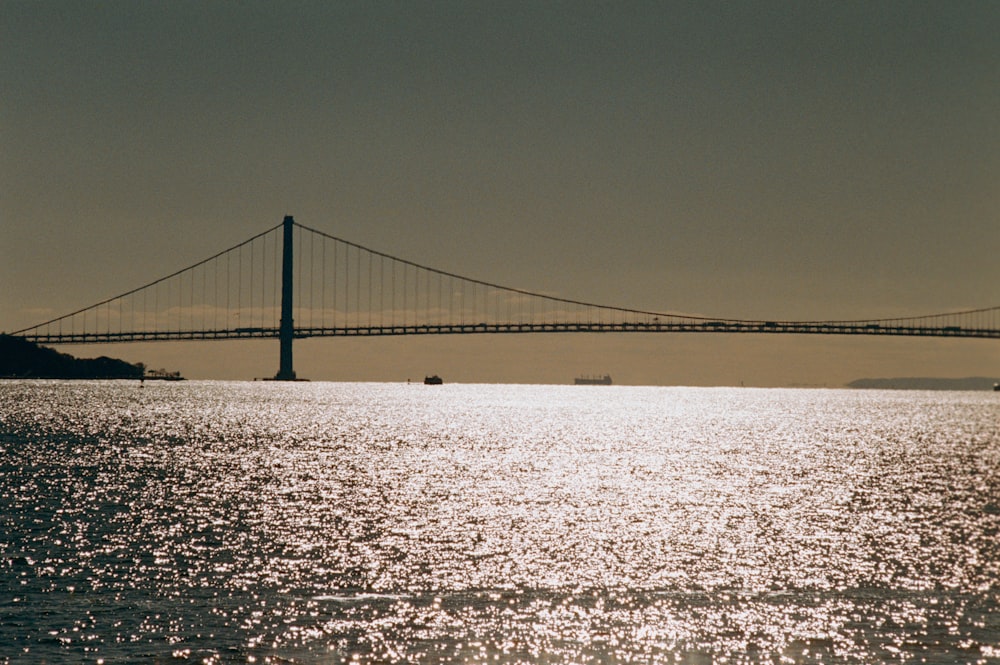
333,238,339,330
322,234,326,330
356,245,361,330
296,226,302,329
345,240,351,327
237,245,243,330
307,231,313,331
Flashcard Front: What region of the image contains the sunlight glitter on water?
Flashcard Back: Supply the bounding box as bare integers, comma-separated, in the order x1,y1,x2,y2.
1,381,998,663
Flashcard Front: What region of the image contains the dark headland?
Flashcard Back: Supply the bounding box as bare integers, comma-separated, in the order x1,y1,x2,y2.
848,377,999,391
0,334,172,380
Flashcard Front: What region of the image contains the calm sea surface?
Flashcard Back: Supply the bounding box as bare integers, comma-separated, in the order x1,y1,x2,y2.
1,381,998,664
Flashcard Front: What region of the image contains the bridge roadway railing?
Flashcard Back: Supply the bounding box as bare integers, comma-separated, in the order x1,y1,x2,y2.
20,328,281,345
24,320,999,344
17,321,1000,344
298,321,1000,338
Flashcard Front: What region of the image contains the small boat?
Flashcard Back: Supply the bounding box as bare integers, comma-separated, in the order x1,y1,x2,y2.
424,375,443,385
994,382,1000,392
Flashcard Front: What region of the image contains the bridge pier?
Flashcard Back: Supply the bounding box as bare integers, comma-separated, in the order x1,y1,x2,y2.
274,215,297,380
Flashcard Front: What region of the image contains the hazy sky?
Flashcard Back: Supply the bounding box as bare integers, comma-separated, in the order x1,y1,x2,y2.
3,1,998,385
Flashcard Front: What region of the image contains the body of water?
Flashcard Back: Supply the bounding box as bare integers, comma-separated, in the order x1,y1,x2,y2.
1,381,998,663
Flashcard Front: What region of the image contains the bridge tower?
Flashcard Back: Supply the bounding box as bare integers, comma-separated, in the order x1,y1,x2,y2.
274,215,297,380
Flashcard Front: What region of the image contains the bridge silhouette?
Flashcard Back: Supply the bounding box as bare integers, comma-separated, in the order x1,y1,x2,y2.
13,216,1000,380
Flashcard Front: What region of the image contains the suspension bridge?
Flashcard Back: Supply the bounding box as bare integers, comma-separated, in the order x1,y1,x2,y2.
11,216,1000,380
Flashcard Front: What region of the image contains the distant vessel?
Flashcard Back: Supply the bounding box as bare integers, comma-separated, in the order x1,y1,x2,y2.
575,374,612,386
994,382,1000,392
424,375,443,385
143,369,185,381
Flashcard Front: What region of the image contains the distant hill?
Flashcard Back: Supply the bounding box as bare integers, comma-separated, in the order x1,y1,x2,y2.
847,377,999,391
0,334,144,379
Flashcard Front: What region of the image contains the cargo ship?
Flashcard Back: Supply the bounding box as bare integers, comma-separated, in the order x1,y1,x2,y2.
574,374,612,385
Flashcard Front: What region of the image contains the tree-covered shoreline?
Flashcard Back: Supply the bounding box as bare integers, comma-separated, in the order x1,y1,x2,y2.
0,334,145,379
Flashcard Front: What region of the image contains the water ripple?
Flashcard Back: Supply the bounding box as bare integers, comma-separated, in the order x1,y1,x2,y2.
1,381,997,662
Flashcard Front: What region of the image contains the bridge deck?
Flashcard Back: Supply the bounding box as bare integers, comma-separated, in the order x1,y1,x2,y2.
19,320,1000,345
